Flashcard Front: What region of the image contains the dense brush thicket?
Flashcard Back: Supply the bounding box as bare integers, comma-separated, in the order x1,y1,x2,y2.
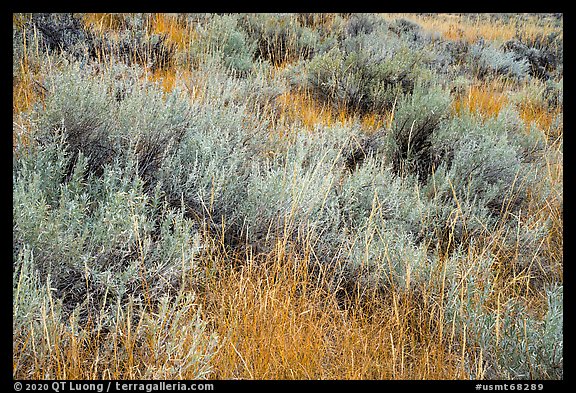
13,13,562,380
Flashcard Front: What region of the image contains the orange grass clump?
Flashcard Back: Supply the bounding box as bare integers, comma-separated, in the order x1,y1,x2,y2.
276,89,387,133
149,13,194,51
360,112,387,132
276,90,340,129
83,13,128,33
200,240,468,379
13,77,40,115
452,83,508,118
517,101,562,136
13,24,46,116
149,68,179,93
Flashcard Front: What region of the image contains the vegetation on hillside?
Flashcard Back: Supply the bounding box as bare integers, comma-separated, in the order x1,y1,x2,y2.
13,12,563,380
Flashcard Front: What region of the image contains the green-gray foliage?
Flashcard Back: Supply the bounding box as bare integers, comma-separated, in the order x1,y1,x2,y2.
13,135,202,324
189,14,257,74
300,19,437,114
445,253,563,379
385,83,452,180
469,41,530,80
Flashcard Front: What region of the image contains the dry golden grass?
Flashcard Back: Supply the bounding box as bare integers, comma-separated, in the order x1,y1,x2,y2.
13,76,39,115
83,13,129,33
519,105,562,137
276,89,341,129
384,13,562,43
527,136,563,284
452,83,509,118
13,19,47,151
517,95,562,136
13,233,470,380
275,89,388,133
451,77,563,139
199,238,468,380
149,13,195,51
13,296,216,379
13,22,45,116
150,68,181,93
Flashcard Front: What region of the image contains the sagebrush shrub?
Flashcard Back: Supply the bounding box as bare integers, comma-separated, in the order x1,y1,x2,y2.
422,105,546,250
15,63,212,323
339,155,424,235
445,252,563,379
344,13,381,37
188,14,256,74
13,136,203,323
386,83,452,180
469,40,530,80
240,139,340,252
301,19,435,114
338,170,433,295
13,246,45,335
343,225,433,296
158,106,254,244
503,31,563,79
26,13,94,60
37,63,191,186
